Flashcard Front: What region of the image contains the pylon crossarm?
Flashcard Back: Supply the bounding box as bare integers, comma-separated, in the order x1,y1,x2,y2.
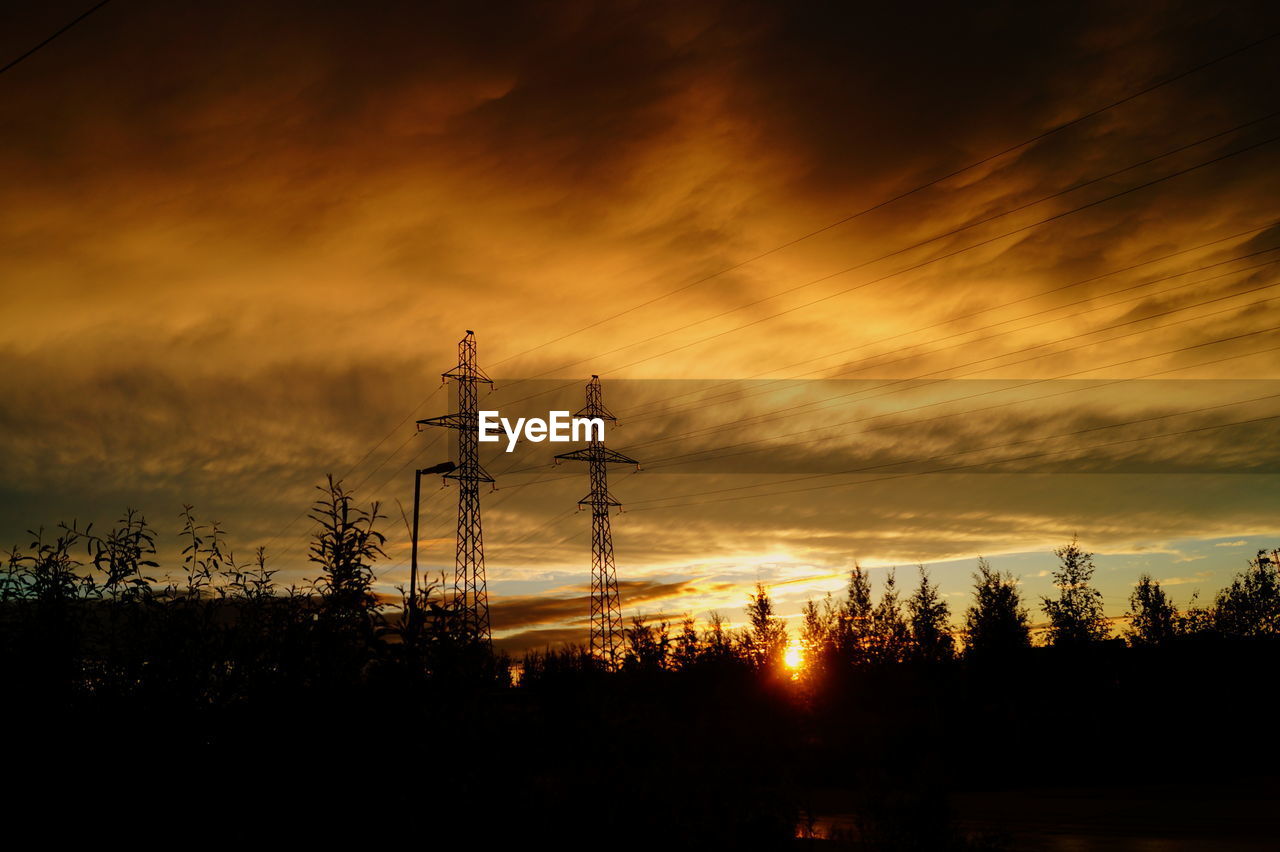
555,447,637,465
417,412,471,430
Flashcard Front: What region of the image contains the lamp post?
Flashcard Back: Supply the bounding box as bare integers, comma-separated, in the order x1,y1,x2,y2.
409,460,456,636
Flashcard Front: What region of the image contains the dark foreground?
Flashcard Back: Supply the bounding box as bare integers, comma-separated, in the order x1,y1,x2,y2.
8,639,1279,849
6,509,1277,847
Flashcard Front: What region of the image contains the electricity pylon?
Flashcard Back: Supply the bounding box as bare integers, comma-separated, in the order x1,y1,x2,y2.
555,375,638,670
418,330,494,644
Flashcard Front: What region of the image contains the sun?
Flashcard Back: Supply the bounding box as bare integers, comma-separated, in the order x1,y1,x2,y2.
783,640,804,671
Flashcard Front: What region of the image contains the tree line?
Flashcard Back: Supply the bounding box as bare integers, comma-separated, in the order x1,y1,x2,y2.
5,475,1279,701
521,537,1280,683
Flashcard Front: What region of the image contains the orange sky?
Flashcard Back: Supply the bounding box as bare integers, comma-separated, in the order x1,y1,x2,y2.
2,0,1279,652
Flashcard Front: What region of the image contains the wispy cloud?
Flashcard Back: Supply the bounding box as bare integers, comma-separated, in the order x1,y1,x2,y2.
1158,571,1214,586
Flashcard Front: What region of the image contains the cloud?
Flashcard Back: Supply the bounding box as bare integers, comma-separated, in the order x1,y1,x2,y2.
2,0,1280,646
491,578,712,633
1158,571,1214,586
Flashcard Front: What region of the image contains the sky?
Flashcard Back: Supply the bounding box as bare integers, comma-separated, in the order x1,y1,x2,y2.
2,0,1279,653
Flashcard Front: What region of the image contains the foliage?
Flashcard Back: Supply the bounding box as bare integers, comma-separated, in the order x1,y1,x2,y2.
308,475,386,637
841,562,874,663
1041,537,1110,645
1125,573,1179,645
869,569,910,663
1214,550,1280,638
907,566,955,662
963,557,1031,655
624,614,671,671
742,582,788,670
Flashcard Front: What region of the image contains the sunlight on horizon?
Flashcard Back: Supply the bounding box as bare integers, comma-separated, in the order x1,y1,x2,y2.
784,638,805,675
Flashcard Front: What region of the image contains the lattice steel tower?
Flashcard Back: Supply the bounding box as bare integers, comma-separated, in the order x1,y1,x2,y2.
418,330,494,644
555,376,638,670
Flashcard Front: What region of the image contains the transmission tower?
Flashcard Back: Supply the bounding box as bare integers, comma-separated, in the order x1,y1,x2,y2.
555,375,638,670
418,330,494,644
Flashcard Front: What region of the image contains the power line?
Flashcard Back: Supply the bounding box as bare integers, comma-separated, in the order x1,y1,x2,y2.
485,30,1280,370
410,302,1279,553
299,68,1280,491
263,44,1280,568
486,132,1280,419
633,340,1280,474
637,383,1280,498
479,333,1278,483
264,422,445,567
614,274,1280,455
623,244,1280,427
268,252,1279,565
0,0,112,77
341,385,444,486
487,324,1280,480
621,223,1280,419
256,385,445,558
627,408,1280,513
504,507,580,550
506,112,1280,386
263,431,441,560
829,276,1279,381
582,135,1280,379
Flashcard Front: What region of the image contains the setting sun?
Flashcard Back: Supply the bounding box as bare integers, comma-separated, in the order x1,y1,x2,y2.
784,640,804,671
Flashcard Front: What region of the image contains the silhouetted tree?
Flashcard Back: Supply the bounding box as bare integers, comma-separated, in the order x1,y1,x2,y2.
963,557,1031,655
840,562,874,663
801,593,839,677
701,611,738,665
1125,574,1178,645
1041,538,1109,645
907,567,954,662
743,583,787,670
1177,590,1216,637
868,570,909,664
1214,549,1280,637
672,616,701,670
625,614,670,671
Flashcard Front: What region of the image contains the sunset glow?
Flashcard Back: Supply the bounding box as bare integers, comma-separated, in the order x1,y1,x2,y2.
784,639,804,672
